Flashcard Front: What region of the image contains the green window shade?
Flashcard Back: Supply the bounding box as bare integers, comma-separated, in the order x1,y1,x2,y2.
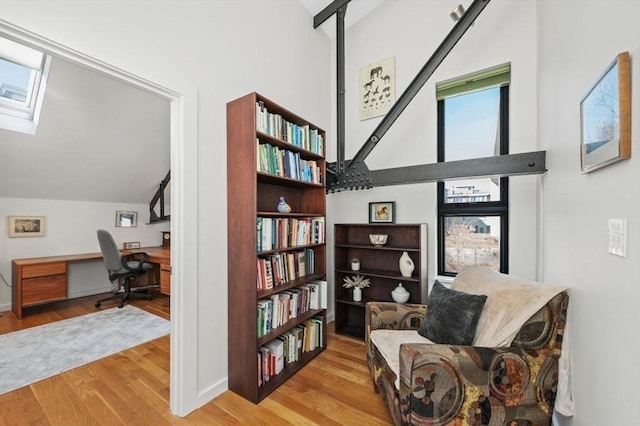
436,63,510,100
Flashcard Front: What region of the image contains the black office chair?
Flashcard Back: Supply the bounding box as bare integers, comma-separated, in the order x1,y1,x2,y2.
95,229,154,308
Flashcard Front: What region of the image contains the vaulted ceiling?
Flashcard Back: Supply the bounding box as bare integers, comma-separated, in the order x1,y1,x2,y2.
0,1,382,205
0,55,170,204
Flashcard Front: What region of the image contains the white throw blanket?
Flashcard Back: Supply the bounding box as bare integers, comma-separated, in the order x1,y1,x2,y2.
452,267,574,416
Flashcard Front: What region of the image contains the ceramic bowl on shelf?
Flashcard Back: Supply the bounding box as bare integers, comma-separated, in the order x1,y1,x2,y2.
369,234,388,246
392,283,410,303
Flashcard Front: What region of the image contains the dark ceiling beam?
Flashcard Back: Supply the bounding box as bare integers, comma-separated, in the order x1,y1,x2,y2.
336,3,347,174
326,151,547,192
312,0,545,193
313,0,351,28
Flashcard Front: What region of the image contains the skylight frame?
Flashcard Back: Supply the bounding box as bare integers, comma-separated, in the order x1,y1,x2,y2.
0,36,52,134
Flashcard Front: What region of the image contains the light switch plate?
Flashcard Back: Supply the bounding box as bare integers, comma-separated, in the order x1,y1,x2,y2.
608,218,626,257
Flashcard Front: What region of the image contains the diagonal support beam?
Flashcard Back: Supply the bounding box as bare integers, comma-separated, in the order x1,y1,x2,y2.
349,0,491,169
312,0,546,194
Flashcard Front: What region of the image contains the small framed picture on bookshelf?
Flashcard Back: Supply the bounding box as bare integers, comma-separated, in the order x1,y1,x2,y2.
369,202,395,223
116,211,137,227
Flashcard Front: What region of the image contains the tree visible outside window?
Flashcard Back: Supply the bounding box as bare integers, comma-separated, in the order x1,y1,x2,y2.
436,65,510,276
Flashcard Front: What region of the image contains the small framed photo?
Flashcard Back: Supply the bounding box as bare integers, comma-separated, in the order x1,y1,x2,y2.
369,202,395,223
8,216,46,237
123,241,141,250
116,211,137,227
580,51,631,173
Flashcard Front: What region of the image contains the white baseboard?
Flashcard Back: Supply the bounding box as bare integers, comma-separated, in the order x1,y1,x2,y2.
172,377,228,417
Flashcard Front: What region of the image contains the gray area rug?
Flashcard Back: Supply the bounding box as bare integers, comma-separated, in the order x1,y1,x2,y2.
0,305,170,395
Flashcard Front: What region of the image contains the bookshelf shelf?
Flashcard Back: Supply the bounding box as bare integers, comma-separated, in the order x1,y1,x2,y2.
334,223,428,340
227,92,327,403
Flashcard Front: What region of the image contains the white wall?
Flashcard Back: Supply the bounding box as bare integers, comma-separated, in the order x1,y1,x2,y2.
0,198,170,310
537,1,640,424
1,0,331,417
326,0,540,306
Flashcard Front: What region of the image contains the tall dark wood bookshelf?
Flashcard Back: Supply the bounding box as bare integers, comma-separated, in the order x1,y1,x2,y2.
227,92,327,403
334,223,428,340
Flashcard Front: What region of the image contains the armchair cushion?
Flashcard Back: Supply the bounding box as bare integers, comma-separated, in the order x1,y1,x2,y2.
369,330,432,389
417,280,487,345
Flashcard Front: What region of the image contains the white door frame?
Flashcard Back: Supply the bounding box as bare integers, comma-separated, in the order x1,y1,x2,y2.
0,19,193,416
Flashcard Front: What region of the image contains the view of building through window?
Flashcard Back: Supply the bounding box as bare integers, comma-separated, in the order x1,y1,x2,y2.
437,74,509,275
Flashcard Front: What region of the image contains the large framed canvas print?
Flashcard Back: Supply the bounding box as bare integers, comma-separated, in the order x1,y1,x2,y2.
580,51,631,173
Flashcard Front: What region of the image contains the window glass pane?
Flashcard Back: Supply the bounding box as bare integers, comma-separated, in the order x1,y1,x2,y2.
443,215,501,274
444,87,500,203
0,58,33,103
445,87,500,161
444,177,500,203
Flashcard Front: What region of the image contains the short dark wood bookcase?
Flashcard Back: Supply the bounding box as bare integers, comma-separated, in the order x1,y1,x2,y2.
227,92,327,403
334,223,428,340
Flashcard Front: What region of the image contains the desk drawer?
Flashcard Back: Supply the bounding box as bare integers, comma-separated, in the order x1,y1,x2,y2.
22,274,67,305
160,264,171,295
22,262,67,279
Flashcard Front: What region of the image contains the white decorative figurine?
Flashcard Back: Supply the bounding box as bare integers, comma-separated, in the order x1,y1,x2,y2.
277,196,292,213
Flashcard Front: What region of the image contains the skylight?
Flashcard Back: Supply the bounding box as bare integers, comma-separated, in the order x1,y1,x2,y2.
0,36,51,134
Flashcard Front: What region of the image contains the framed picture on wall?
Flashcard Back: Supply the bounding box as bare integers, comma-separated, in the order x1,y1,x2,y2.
8,216,46,237
116,211,137,227
360,56,396,120
580,51,631,173
369,202,395,223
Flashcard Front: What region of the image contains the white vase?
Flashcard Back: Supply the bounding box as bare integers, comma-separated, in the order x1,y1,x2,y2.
399,251,415,277
352,287,362,302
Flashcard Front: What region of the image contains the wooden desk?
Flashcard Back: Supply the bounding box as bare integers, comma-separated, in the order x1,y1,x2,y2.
12,246,171,319
123,246,171,295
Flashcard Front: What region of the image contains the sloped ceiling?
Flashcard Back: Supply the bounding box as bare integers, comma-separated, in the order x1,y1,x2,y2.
0,55,170,204
0,1,380,206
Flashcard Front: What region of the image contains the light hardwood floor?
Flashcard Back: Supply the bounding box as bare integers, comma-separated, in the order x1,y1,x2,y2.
0,291,393,425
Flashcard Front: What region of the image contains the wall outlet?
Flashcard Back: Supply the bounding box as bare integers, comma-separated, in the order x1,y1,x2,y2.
608,218,626,257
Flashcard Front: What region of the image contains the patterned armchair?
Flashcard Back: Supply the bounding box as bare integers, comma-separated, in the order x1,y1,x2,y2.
365,270,569,426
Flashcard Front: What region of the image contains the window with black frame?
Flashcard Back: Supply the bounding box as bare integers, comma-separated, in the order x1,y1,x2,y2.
436,64,510,276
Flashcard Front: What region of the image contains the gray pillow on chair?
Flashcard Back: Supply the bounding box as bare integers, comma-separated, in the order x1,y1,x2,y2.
418,280,487,345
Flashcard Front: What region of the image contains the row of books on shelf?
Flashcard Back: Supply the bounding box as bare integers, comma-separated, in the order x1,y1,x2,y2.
257,281,325,337
257,249,315,290
257,216,325,252
258,316,324,386
256,101,324,155
257,141,322,184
